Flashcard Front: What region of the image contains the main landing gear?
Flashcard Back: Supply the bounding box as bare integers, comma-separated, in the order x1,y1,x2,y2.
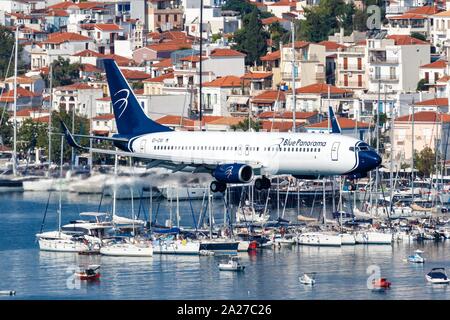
210,180,227,193
254,176,271,191
210,176,272,193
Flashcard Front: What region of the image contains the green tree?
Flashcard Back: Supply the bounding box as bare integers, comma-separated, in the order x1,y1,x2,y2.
17,117,48,155
415,146,435,177
0,26,25,78
0,108,13,147
230,118,261,132
232,8,269,65
43,57,82,87
222,0,256,16
268,22,288,51
417,78,428,91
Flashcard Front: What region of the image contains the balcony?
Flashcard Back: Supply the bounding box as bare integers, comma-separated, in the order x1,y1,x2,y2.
369,57,399,65
385,6,411,15
370,74,399,82
338,64,365,72
281,72,300,80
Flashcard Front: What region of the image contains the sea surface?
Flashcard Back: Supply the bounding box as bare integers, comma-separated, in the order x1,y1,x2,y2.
1,191,450,300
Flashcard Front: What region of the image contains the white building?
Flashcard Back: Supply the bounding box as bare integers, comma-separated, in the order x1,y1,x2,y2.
366,35,430,94
52,83,104,118
31,32,95,70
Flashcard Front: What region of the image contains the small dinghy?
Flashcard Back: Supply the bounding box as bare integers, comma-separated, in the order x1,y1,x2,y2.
371,278,391,289
75,265,101,281
0,290,15,296
407,253,425,263
299,273,316,285
426,268,450,284
218,256,245,271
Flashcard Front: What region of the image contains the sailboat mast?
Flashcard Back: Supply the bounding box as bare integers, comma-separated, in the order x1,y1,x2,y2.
411,99,415,202
12,25,18,177
291,21,296,132
112,151,118,219
48,63,53,174
58,135,63,234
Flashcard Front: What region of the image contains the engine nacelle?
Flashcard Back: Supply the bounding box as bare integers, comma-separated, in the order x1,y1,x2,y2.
213,163,253,183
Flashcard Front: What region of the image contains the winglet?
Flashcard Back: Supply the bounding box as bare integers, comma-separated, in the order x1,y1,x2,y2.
328,106,341,134
60,120,84,150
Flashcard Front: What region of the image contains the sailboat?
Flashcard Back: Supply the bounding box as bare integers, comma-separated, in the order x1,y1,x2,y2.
36,137,104,252
99,154,152,256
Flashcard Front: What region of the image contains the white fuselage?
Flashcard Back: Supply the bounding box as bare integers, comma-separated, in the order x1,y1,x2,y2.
128,131,360,176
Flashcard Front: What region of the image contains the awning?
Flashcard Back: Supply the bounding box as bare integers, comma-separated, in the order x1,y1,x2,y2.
227,96,249,105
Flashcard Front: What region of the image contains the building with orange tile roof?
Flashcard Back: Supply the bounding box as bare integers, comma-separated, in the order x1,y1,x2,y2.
31,32,95,71
393,111,450,161
420,60,447,88
251,90,286,112
0,87,42,110
366,35,430,94
285,83,353,112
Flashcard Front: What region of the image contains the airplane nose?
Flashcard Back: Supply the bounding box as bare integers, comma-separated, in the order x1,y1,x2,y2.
359,151,382,171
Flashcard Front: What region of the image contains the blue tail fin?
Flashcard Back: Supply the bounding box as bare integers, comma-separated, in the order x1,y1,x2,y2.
103,59,172,136
328,106,341,134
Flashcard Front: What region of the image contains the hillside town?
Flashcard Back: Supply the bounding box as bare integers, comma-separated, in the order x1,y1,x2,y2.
0,0,450,173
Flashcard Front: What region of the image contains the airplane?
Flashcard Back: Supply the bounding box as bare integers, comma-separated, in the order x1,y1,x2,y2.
61,59,382,193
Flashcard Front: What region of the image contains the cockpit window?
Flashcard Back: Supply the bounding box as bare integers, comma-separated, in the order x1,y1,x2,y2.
354,143,371,152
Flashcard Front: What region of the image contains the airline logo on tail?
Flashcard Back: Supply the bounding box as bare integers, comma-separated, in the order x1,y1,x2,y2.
113,88,130,118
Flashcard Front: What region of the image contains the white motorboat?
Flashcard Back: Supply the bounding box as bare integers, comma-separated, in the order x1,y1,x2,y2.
299,273,316,285
100,238,153,257
426,268,450,284
273,234,296,246
407,252,425,263
152,238,200,255
354,231,392,244
36,231,93,252
297,232,342,246
218,256,245,271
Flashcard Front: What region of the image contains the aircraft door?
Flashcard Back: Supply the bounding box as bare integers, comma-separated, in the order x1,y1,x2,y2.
140,139,146,153
237,145,243,156
331,142,340,161
245,145,250,156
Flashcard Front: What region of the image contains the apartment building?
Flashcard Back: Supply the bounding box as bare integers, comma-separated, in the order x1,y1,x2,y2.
336,44,367,95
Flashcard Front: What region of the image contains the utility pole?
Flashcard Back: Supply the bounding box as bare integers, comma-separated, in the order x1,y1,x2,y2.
199,0,203,131
291,21,296,132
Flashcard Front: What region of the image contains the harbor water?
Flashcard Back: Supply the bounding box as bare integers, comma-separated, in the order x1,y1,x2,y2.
1,191,450,300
